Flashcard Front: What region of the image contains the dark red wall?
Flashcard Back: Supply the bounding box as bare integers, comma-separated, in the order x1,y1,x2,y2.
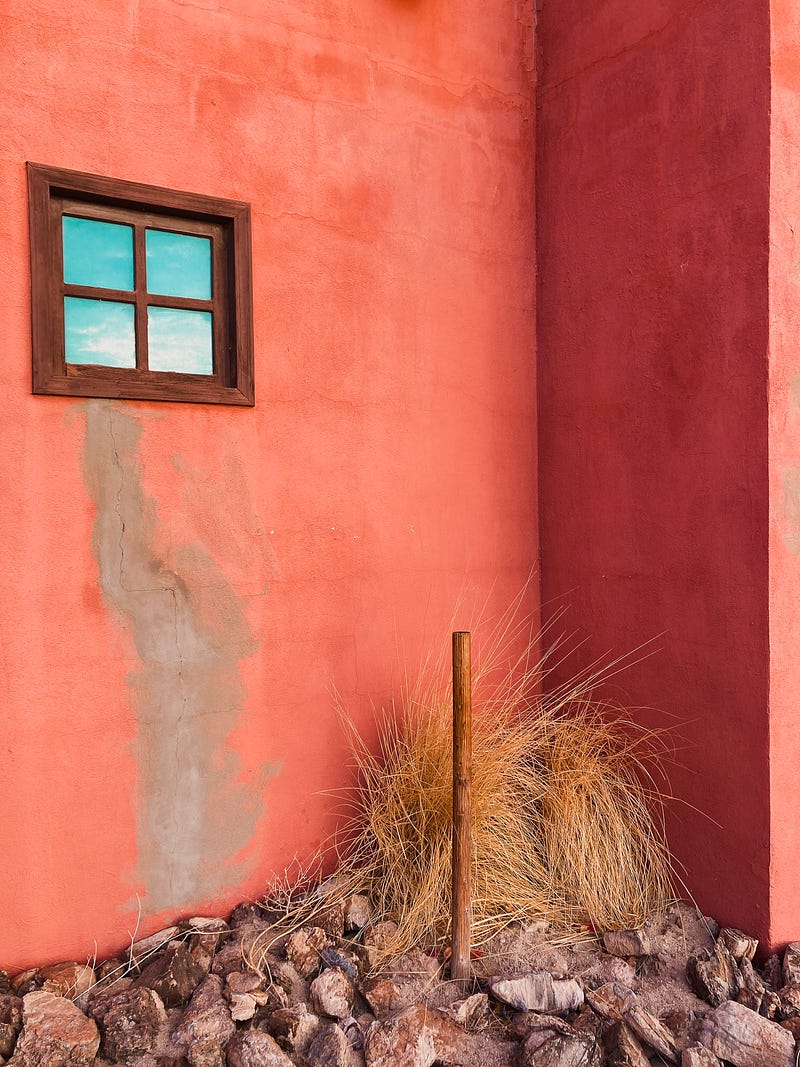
536,0,772,939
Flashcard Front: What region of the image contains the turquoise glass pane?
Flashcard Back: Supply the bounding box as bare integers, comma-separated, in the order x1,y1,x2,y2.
62,216,134,291
64,297,136,367
146,230,212,300
148,307,213,374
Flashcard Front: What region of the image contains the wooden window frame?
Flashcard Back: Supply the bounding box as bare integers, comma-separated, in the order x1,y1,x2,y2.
27,163,254,406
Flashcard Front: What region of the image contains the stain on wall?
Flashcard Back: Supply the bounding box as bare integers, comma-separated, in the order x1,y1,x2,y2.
81,400,279,913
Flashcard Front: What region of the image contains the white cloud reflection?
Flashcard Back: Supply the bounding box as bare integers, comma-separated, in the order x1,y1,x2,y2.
147,307,213,375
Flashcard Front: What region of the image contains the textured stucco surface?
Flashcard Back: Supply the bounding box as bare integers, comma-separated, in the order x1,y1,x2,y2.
0,0,537,968
536,0,773,939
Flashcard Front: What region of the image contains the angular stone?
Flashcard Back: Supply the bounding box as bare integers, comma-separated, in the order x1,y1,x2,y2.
172,975,235,1055
344,895,373,933
10,972,41,997
603,1020,649,1067
187,1039,226,1067
699,1000,795,1067
682,1046,723,1066
9,990,100,1067
319,947,360,984
603,930,649,958
310,967,355,1020
360,922,399,969
39,963,96,1002
266,1004,322,1054
135,940,208,1008
488,971,584,1014
778,981,800,1018
285,927,329,979
306,1022,361,1067
315,902,346,940
584,982,678,1062
719,929,758,963
364,1004,470,1067
362,979,399,1018
687,941,740,1007
97,985,167,1061
764,954,783,991
523,1024,596,1067
0,996,23,1059
443,992,488,1031
130,927,181,966
782,942,800,986
226,1029,294,1067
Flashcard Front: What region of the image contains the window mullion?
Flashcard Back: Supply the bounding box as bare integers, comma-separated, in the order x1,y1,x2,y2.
134,225,149,371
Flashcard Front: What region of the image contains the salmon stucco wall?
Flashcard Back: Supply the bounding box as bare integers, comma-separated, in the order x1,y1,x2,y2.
768,0,800,950
0,0,538,970
536,0,773,939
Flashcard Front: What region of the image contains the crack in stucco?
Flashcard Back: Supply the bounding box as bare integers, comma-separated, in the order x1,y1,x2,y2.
81,400,280,915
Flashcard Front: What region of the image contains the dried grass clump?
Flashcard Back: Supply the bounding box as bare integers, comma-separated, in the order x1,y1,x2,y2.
256,597,673,967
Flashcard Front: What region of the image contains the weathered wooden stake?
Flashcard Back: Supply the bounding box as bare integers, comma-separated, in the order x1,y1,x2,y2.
451,630,473,989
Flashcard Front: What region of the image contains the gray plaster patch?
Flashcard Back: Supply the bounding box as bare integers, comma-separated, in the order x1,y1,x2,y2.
81,400,279,913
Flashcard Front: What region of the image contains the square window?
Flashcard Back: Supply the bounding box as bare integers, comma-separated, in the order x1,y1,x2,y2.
27,163,254,405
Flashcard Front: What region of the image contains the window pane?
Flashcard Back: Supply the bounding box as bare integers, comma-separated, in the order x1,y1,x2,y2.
146,229,212,300
148,307,213,374
62,216,134,291
64,297,136,368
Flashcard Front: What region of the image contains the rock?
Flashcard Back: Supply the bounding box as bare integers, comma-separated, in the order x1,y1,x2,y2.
584,983,678,1062
523,1023,596,1067
362,979,399,1018
96,985,167,1062
698,1000,795,1067
782,942,800,986
39,964,96,1002
719,929,758,962
135,940,208,1008
363,1003,471,1067
226,1029,294,1067
9,990,100,1066
603,1020,650,1067
306,1022,361,1067
130,927,181,966
315,902,346,940
344,895,373,933
360,922,399,968
764,954,783,991
172,975,235,1057
187,1039,226,1067
687,941,739,1007
185,918,230,969
682,1045,723,1066
0,996,22,1059
319,947,360,984
310,967,355,1019
778,981,800,1018
442,993,488,1031
10,972,41,997
488,971,584,1014
285,927,329,979
603,930,649,958
266,1004,321,1054
340,1015,365,1051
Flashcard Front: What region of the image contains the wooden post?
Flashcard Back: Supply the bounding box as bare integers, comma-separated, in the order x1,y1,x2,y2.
451,631,473,989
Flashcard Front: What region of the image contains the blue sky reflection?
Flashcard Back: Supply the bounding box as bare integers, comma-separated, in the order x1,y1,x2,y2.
148,307,213,374
146,230,212,300
64,297,136,367
63,217,134,291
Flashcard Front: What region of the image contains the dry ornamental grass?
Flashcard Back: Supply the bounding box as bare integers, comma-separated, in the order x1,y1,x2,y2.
255,592,674,969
